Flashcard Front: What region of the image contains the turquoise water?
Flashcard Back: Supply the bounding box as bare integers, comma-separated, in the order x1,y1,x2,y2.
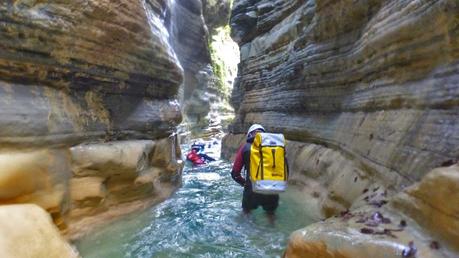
75,156,317,258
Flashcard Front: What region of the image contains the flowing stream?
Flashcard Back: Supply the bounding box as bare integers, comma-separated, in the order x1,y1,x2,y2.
76,143,318,258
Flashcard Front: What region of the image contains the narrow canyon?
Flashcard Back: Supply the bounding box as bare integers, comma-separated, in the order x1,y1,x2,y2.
0,0,457,257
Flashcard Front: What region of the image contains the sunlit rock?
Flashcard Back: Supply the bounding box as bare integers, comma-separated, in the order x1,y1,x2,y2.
70,177,106,206
284,205,452,258
391,165,459,252
67,137,182,221
0,204,79,258
0,149,71,214
71,141,154,179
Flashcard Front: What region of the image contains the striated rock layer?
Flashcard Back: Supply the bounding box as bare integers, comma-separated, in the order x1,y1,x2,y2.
0,0,185,240
0,0,183,147
224,0,459,256
171,0,235,133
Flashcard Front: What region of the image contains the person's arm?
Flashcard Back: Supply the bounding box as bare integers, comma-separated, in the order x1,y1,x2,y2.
231,145,246,186
186,152,193,161
199,153,216,162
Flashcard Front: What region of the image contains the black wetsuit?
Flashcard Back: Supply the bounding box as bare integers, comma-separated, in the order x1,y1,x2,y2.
231,139,279,214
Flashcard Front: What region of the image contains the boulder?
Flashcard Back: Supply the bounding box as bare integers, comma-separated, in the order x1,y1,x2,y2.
285,206,451,258
391,165,459,252
0,204,78,258
0,149,70,213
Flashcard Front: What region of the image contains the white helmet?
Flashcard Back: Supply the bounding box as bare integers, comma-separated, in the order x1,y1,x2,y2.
247,124,265,136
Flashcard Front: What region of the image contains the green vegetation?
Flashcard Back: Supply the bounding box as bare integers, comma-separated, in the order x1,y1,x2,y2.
208,25,239,101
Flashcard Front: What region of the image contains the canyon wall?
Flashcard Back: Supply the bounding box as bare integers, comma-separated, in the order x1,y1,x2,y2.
173,0,235,134
224,0,459,256
0,0,187,241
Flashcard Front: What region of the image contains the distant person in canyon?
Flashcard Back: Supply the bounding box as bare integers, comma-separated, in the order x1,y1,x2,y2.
231,124,283,224
186,143,216,166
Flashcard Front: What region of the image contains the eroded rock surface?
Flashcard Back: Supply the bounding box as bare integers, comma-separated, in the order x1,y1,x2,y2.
392,165,459,252
170,0,234,131
228,0,459,184
0,204,79,258
0,137,183,239
224,0,459,256
0,0,187,242
284,165,459,258
0,1,183,147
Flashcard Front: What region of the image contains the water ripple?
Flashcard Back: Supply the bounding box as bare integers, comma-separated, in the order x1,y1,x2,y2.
76,149,316,258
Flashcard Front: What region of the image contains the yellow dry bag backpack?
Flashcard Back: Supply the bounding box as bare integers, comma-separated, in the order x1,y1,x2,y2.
249,132,288,194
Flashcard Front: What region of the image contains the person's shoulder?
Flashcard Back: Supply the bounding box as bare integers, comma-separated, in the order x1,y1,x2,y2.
242,142,252,151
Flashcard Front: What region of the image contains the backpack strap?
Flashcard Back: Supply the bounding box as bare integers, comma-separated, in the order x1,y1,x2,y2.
284,157,289,181
259,145,264,180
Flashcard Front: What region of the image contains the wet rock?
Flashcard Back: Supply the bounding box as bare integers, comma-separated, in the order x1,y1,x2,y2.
371,212,383,222
439,160,456,167
382,217,391,224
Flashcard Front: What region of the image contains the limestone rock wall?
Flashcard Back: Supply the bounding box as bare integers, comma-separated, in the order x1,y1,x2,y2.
202,0,233,34
0,0,186,239
0,130,183,239
170,0,211,111
225,0,459,256
0,0,183,147
228,0,459,185
171,0,233,130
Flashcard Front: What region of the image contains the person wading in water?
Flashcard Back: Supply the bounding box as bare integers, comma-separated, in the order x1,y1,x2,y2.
186,143,215,166
230,124,282,224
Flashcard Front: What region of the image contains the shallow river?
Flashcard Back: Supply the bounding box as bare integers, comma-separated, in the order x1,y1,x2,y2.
76,146,317,258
